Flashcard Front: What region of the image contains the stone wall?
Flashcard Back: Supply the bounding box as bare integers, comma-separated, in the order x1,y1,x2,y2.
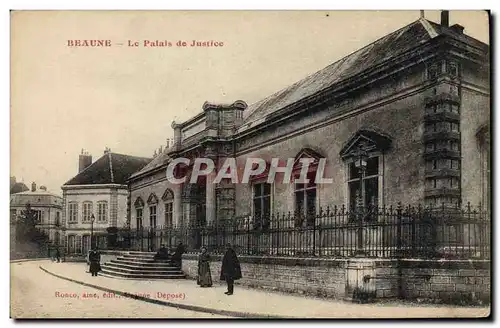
182,254,490,304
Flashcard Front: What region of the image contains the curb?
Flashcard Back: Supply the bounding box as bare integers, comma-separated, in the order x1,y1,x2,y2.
39,265,288,319
11,258,50,263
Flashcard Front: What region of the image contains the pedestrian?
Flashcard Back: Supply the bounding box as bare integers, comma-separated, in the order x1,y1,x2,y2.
89,248,101,276
172,242,185,269
220,243,242,296
55,247,61,263
197,246,213,288
154,244,169,261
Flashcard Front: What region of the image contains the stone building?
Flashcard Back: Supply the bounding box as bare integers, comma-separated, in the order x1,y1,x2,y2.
128,13,490,250
10,182,63,244
61,149,150,254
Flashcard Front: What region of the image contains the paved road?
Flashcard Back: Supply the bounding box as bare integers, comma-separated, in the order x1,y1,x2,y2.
10,261,227,319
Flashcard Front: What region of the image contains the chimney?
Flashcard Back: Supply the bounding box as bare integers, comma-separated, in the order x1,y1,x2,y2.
31,182,36,192
104,147,111,155
450,24,465,34
79,149,93,173
159,146,163,154
441,10,449,27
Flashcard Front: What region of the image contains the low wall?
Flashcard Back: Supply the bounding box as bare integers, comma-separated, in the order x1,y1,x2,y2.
182,254,490,304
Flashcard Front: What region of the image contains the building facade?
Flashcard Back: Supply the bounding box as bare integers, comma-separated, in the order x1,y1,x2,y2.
10,182,63,245
128,14,490,251
61,149,151,254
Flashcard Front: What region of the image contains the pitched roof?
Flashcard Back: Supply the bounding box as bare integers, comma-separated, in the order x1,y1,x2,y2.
129,148,171,180
238,18,488,132
10,182,29,194
64,152,152,186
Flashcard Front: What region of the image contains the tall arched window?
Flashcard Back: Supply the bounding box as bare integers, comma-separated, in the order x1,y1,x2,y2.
134,197,144,230
292,148,324,227
340,129,392,213
477,124,490,211
162,189,174,227
147,193,159,228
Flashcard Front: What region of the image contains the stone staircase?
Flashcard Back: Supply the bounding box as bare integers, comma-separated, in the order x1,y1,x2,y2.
100,251,186,280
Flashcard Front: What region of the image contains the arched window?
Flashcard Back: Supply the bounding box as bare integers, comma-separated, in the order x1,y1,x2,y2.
134,197,144,230
147,193,158,228
162,189,174,227
340,129,392,214
292,148,324,227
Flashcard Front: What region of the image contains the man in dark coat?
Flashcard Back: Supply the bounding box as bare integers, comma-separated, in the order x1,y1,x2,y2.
172,242,185,269
89,248,101,276
220,243,242,295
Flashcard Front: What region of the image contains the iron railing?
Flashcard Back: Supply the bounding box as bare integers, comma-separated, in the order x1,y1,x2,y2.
113,202,490,260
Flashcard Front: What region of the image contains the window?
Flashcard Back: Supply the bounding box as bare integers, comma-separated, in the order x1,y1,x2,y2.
165,202,173,227
136,208,143,230
149,205,157,228
55,212,61,226
294,171,317,227
68,202,78,223
253,183,271,229
33,210,43,223
348,157,379,211
97,201,108,222
82,201,93,222
162,189,174,227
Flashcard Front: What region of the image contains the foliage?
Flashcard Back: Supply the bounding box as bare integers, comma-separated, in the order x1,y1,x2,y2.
15,203,50,245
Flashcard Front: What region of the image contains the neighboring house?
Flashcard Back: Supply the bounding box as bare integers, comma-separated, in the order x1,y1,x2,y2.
10,182,63,245
10,176,29,194
61,149,151,254
127,12,490,251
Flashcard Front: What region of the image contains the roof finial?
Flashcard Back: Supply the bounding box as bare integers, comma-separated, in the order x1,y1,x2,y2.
420,10,425,19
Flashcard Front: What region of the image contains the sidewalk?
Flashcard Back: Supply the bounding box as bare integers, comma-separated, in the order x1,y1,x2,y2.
40,261,489,319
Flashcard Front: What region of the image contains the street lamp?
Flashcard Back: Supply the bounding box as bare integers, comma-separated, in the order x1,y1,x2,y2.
353,142,369,256
90,214,95,249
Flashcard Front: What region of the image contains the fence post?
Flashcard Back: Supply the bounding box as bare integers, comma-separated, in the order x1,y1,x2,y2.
396,202,403,258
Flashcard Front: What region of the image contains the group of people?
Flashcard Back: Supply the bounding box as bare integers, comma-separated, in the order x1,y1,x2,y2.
197,243,241,295
84,241,241,296
154,242,185,269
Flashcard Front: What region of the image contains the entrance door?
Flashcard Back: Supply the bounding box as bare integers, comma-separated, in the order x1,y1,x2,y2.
82,235,90,254
68,235,75,254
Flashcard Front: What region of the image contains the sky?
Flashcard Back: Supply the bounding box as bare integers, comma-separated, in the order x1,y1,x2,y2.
10,10,490,195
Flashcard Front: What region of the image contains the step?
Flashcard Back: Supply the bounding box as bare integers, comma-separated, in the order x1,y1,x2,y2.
105,262,180,271
102,264,182,274
127,251,158,255
98,272,182,281
111,258,175,266
101,268,186,279
121,254,156,260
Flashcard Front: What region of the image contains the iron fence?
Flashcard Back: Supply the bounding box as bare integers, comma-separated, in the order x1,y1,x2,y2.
116,202,490,260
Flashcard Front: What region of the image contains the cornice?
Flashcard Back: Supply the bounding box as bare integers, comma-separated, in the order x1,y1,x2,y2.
61,184,126,190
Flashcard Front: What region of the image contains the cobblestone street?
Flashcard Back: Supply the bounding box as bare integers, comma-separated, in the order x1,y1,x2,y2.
9,260,490,319
10,261,227,319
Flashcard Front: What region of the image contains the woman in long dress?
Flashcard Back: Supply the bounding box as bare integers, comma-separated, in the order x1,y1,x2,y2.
197,247,213,288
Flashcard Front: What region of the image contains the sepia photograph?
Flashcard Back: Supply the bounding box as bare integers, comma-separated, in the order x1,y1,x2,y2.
9,9,491,319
